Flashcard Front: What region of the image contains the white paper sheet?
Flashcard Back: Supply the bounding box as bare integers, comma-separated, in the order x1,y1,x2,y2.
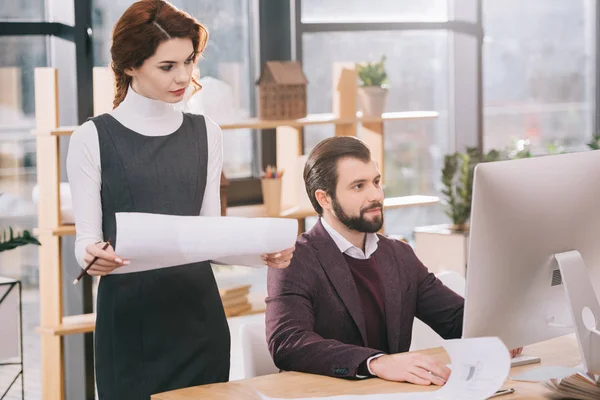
111,212,298,274
0,279,20,361
257,337,510,400
510,365,584,382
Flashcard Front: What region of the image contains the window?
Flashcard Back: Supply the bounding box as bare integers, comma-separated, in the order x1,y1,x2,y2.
91,0,256,178
0,36,48,285
0,0,45,21
302,30,450,197
483,0,596,152
300,27,451,239
301,0,448,23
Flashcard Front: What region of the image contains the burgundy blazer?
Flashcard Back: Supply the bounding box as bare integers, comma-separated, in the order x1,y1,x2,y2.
265,220,464,378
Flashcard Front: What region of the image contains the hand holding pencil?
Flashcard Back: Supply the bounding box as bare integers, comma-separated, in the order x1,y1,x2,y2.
73,238,129,284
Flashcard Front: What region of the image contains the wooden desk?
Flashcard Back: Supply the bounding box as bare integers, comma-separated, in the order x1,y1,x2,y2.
152,334,580,399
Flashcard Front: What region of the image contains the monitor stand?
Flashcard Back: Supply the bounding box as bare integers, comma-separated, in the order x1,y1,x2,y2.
555,250,600,374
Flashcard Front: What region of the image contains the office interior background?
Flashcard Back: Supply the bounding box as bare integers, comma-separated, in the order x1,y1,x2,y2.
0,0,597,398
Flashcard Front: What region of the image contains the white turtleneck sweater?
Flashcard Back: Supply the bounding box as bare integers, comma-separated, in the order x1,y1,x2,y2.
67,88,223,269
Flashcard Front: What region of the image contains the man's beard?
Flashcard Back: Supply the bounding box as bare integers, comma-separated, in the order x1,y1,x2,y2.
332,198,384,233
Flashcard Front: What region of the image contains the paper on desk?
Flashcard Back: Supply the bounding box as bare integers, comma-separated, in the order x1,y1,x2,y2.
112,212,298,274
510,364,584,382
256,337,510,400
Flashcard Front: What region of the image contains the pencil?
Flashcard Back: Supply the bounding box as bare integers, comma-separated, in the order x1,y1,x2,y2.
73,238,112,285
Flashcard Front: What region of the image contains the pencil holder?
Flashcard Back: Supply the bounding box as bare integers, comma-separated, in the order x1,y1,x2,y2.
261,178,282,217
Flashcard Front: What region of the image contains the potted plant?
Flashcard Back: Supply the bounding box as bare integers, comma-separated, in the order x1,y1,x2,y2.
440,147,502,231
414,148,501,277
414,141,568,276
356,55,389,117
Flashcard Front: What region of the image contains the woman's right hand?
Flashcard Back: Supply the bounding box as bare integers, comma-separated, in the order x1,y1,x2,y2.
83,241,129,276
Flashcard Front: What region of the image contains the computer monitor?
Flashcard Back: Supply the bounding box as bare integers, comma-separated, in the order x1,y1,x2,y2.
462,150,600,365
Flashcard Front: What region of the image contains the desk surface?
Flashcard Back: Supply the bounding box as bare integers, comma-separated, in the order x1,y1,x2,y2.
151,334,580,400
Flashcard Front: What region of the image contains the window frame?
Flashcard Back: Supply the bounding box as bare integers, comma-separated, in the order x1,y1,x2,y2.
293,0,485,154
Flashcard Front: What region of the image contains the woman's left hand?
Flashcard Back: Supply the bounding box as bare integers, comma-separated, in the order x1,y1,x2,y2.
262,246,295,269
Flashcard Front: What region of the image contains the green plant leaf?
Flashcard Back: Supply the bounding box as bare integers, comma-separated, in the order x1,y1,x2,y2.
588,134,600,150
357,55,388,87
0,228,41,253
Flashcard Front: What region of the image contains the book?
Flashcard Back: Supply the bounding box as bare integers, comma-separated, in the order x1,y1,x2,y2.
224,302,252,317
543,372,600,400
219,284,251,298
222,293,249,309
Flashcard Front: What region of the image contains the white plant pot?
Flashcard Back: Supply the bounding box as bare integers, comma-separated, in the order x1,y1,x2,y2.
414,224,469,278
358,86,388,117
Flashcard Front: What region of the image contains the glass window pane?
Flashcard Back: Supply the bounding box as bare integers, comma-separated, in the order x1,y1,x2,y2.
0,0,45,21
302,31,450,237
91,0,255,178
301,0,448,23
483,0,596,152
0,36,47,284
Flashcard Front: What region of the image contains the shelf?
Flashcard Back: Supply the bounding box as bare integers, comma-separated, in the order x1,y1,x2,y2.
37,313,96,336
0,166,37,177
34,224,76,237
382,195,440,208
32,126,79,137
220,111,439,130
34,111,439,136
37,304,266,336
359,111,439,123
414,224,469,236
219,114,355,130
52,126,80,136
0,131,36,141
227,195,440,219
53,225,76,236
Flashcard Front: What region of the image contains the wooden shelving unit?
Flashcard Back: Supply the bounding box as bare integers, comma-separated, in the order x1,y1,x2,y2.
42,111,438,137
33,64,439,399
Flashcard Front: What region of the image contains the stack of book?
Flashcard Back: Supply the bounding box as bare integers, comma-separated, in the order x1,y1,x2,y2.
544,372,600,399
219,284,252,317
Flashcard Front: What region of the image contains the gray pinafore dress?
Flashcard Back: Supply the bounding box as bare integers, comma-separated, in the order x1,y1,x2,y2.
90,113,230,399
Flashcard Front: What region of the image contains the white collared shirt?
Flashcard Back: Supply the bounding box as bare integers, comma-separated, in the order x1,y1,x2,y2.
320,217,379,259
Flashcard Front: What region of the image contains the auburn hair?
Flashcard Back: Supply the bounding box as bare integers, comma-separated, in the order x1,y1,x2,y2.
110,0,208,108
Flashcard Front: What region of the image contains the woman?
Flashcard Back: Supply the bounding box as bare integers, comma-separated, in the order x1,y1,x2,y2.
66,1,294,398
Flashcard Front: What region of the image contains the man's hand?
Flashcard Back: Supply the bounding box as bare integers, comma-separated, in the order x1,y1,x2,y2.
369,353,450,386
510,347,523,358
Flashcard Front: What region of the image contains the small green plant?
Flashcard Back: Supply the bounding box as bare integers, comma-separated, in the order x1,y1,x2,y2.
588,134,600,150
441,140,570,231
0,228,41,253
441,148,501,231
357,55,388,87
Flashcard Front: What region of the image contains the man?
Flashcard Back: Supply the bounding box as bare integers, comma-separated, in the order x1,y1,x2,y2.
266,136,519,386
